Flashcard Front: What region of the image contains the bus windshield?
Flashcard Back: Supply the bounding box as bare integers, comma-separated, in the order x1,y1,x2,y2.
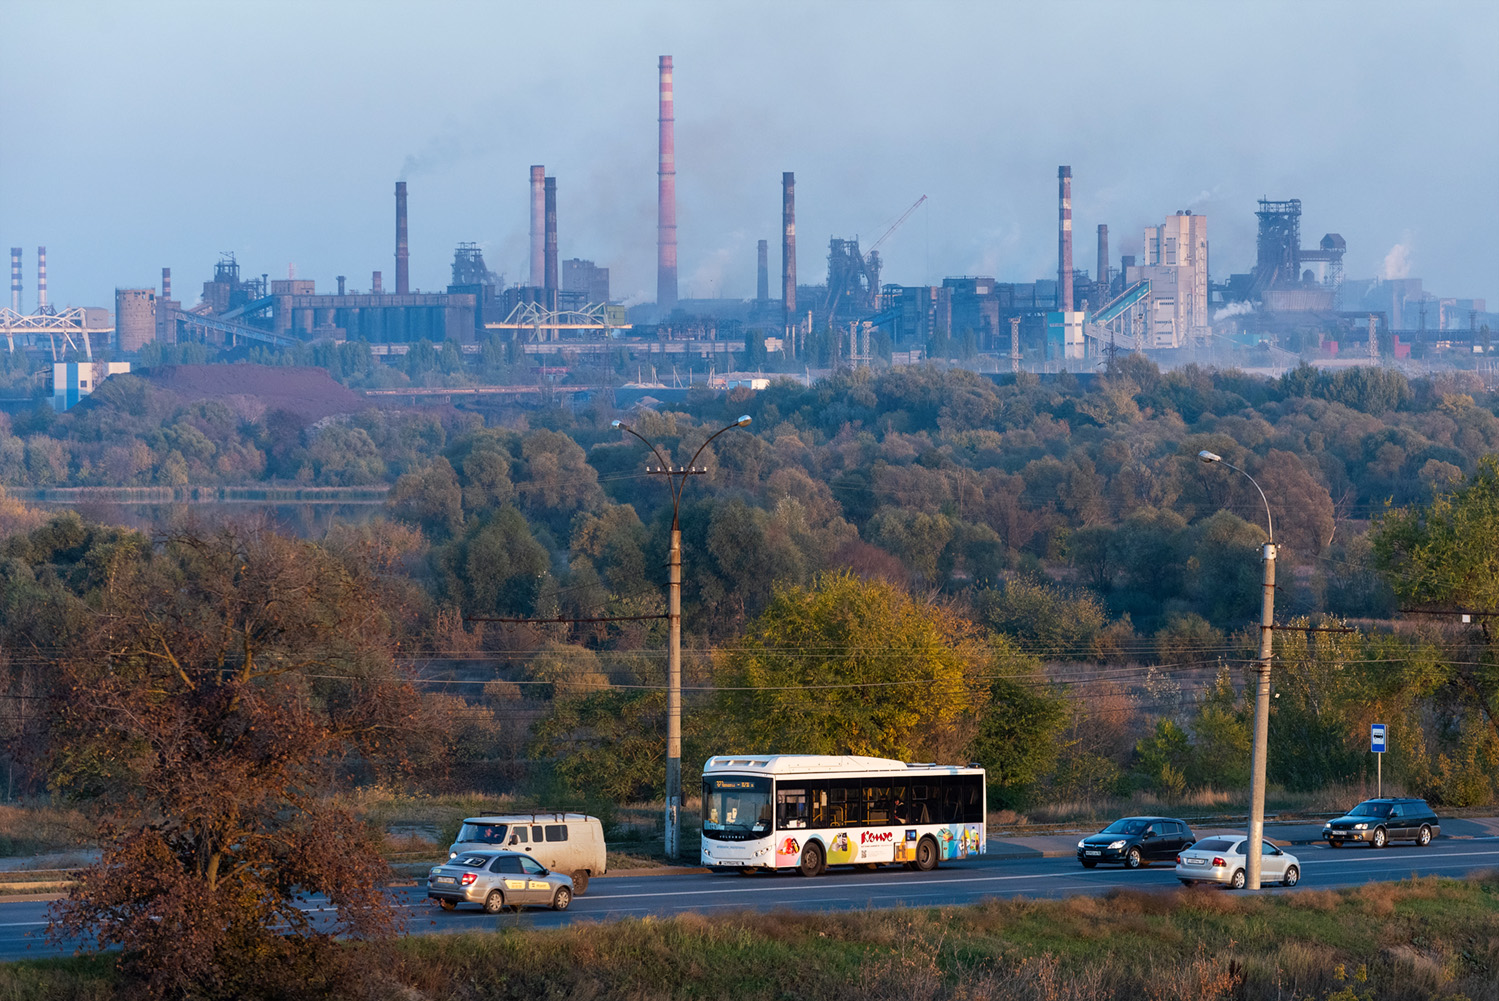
703,776,773,834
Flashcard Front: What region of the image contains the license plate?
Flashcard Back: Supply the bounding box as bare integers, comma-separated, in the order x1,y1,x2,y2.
1085,850,1101,856
435,876,455,884
1186,859,1206,866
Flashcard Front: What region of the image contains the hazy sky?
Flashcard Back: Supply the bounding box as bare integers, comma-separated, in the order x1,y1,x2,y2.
3,0,1496,311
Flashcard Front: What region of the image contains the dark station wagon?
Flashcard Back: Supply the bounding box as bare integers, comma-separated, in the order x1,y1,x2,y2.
1323,797,1440,849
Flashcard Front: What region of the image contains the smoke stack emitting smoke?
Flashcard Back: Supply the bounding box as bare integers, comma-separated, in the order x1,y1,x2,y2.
782,172,796,339
544,176,558,310
530,166,545,287
657,55,678,312
395,182,410,295
1057,167,1072,312
37,246,47,312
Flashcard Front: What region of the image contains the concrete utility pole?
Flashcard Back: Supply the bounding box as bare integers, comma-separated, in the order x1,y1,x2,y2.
1199,449,1276,890
612,415,753,861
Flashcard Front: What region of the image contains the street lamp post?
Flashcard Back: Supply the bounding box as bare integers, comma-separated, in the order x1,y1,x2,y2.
1198,449,1276,890
613,414,752,861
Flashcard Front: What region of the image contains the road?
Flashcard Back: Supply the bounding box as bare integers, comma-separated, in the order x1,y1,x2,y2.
3,839,1497,960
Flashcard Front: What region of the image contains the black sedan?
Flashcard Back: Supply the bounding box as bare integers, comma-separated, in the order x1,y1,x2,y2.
1077,816,1196,869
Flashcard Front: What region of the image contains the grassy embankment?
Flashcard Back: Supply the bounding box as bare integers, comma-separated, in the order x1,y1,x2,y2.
2,874,1497,1000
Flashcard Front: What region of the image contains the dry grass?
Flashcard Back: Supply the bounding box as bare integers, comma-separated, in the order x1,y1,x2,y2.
4,873,1498,999
0,803,92,859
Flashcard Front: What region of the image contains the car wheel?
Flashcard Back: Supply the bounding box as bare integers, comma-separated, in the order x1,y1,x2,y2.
1080,859,1097,869
1230,868,1246,890
1418,825,1432,847
570,870,590,895
1282,865,1300,887
1326,839,1342,848
437,899,457,911
552,886,572,911
1372,827,1387,849
1125,847,1144,869
798,842,825,878
913,836,939,872
1179,879,1194,886
482,890,506,914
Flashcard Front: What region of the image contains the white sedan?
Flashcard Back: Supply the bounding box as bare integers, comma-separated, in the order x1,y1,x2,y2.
1175,837,1300,889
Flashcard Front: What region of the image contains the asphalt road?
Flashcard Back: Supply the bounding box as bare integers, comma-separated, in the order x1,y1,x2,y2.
4,838,1497,961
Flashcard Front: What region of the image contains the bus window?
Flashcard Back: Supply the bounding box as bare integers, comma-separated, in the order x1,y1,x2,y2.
808,784,830,828
891,784,908,823
777,787,808,829
838,780,865,826
865,785,891,825
828,785,848,828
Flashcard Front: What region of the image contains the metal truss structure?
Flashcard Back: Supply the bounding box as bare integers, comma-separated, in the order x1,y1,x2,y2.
0,307,114,358
484,302,632,340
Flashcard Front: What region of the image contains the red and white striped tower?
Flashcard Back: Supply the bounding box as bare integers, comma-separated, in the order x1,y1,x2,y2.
37,246,47,312
9,249,20,312
1057,167,1072,312
657,55,678,312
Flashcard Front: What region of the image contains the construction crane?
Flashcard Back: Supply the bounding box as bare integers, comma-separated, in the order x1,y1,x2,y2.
868,194,927,257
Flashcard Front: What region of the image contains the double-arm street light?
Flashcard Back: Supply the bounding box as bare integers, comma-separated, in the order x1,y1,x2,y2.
613,414,753,861
1199,449,1276,890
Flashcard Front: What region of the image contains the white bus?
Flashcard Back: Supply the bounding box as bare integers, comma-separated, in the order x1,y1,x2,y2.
700,754,986,876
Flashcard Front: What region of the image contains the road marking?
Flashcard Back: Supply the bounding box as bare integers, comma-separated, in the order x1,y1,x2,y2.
1302,849,1499,867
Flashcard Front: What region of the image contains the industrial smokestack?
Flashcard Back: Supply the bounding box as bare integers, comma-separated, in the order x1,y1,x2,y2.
1096,224,1109,304
337,275,346,296
395,181,410,295
757,239,769,304
37,246,47,312
782,172,796,343
372,270,383,294
9,248,19,312
161,267,172,301
1057,167,1072,312
543,175,558,311
530,166,545,287
657,55,678,312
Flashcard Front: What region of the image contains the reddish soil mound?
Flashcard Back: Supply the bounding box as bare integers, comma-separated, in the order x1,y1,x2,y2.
140,365,369,422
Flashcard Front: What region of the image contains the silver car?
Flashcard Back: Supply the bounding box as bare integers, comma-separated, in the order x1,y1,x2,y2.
427,850,574,912
1174,837,1300,889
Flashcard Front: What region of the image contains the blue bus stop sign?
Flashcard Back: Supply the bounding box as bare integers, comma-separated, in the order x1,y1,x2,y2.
1371,724,1387,754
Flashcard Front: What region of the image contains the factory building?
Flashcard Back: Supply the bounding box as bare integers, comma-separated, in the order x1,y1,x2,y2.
53,360,131,411
562,259,610,305
1124,210,1209,348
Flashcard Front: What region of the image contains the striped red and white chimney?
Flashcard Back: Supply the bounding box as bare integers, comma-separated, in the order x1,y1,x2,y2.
37,246,47,312
657,55,678,311
9,248,19,312
1057,167,1072,312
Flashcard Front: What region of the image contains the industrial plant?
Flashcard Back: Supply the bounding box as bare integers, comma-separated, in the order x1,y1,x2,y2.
2,54,1493,412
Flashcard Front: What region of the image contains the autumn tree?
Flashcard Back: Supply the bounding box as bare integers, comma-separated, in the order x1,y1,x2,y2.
41,523,429,1000
712,572,988,761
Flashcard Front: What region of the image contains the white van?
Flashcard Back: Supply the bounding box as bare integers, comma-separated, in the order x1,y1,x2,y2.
448,813,607,894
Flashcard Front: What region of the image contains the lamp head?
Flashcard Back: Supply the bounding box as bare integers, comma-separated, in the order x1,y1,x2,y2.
611,419,625,429
735,415,752,427
1198,450,1222,464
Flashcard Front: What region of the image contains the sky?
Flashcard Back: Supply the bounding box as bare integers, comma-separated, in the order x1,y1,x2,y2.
3,0,1496,312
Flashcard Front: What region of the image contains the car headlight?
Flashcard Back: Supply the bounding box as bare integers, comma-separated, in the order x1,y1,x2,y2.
1354,823,1368,830
449,852,457,858
1108,840,1127,850
1077,840,1086,849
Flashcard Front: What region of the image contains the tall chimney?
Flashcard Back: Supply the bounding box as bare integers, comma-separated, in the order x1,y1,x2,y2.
1057,167,1072,312
372,270,383,294
37,246,47,312
757,239,769,303
9,248,19,312
395,181,410,295
1096,224,1109,305
337,275,346,296
161,267,172,301
657,55,678,312
529,165,545,287
543,175,559,311
782,172,796,344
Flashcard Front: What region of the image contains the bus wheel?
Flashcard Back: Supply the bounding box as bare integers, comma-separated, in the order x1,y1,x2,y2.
914,836,939,872
798,842,825,877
